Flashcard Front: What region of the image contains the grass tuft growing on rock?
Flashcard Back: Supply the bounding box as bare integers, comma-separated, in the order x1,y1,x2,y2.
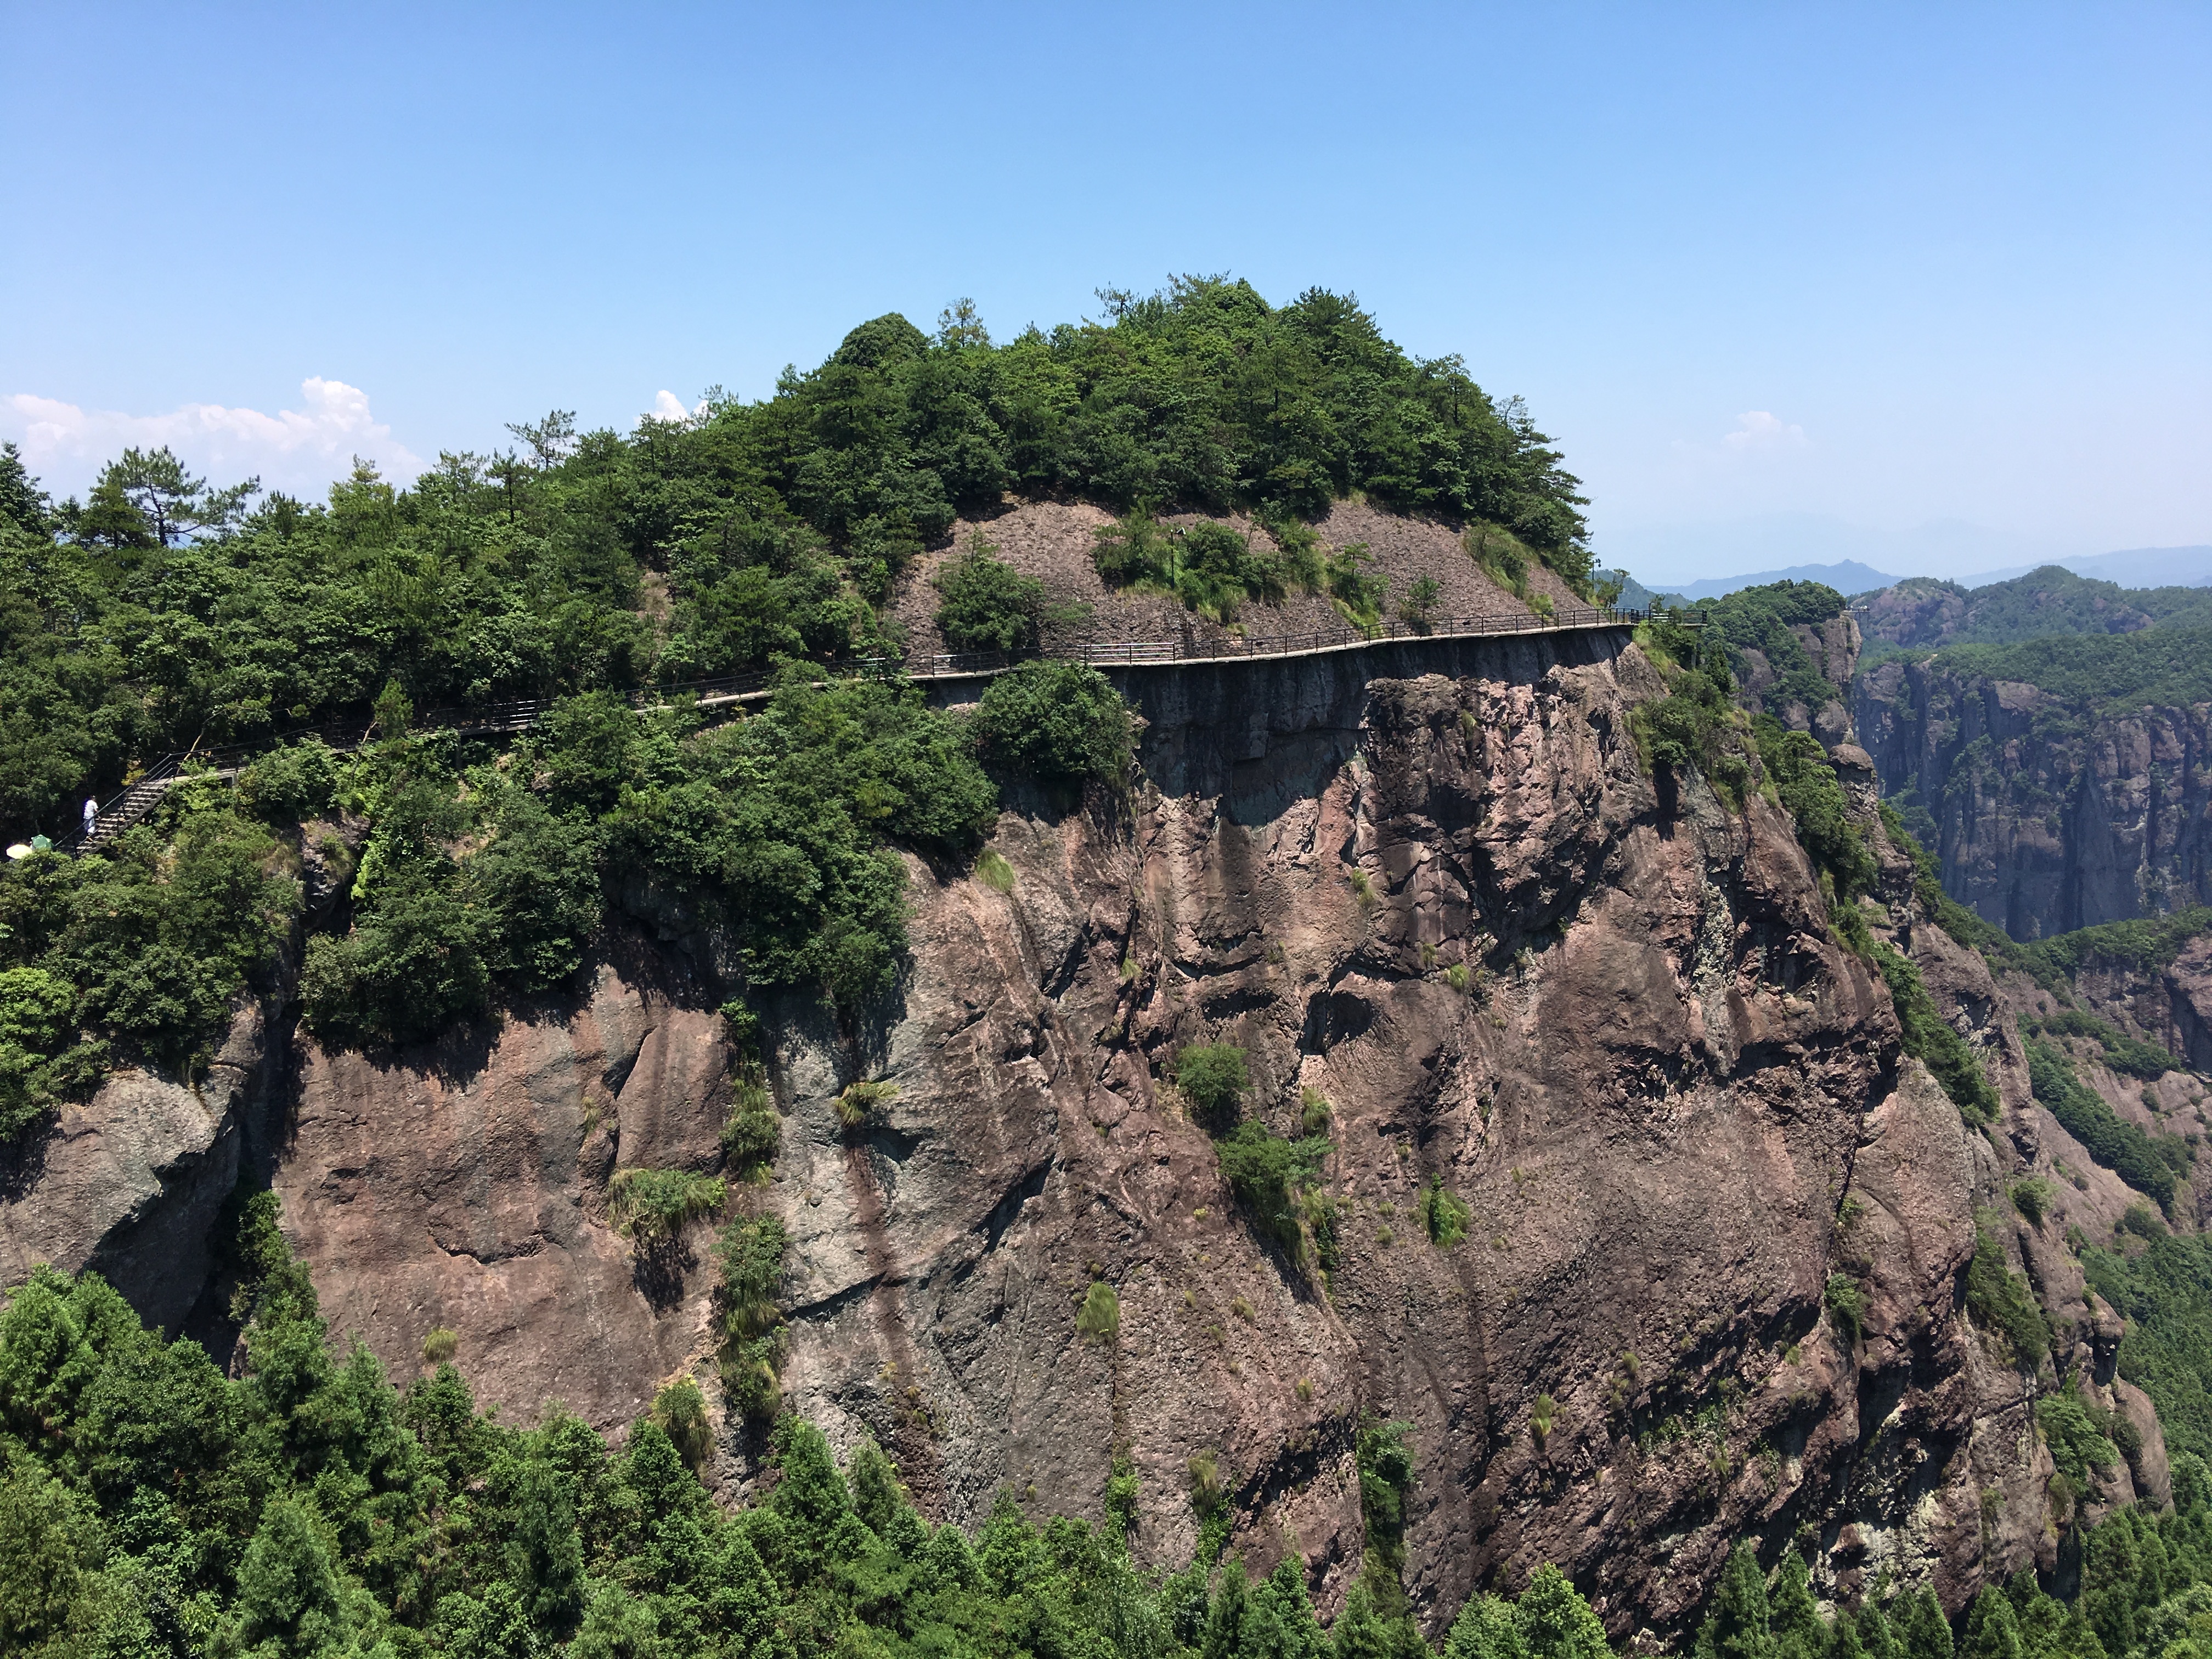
608,1168,726,1245
1076,1280,1120,1342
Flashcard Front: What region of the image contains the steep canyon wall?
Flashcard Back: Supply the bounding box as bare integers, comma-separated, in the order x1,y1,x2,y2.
0,628,2159,1644
1855,658,2212,939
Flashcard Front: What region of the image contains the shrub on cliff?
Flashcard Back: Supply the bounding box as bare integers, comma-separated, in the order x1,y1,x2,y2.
2027,1009,2175,1081
1753,716,1876,900
1630,619,1748,802
1076,1281,1120,1342
2037,1382,2121,1485
1214,1119,1330,1258
2025,1037,2180,1214
1354,1414,1417,1566
1964,1209,2052,1368
933,536,1045,653
1172,1042,1249,1126
715,1213,787,1419
973,660,1131,787
1872,945,1999,1124
609,1168,726,1245
1420,1181,1471,1248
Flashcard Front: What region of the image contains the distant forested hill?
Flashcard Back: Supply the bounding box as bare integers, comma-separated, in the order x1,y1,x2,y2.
1859,565,2212,657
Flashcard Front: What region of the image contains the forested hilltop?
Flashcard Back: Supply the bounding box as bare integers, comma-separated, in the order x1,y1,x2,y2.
1857,567,2212,658
0,276,1602,1141
0,276,1593,848
1844,565,2212,940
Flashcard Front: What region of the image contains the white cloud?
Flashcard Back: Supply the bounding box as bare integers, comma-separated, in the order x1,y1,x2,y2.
1,378,422,500
640,389,712,427
1721,410,1809,452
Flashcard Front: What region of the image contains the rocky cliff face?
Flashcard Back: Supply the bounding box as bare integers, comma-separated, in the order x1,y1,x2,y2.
1854,657,2212,938
3,623,2169,1644
761,630,2096,1641
1736,612,1862,749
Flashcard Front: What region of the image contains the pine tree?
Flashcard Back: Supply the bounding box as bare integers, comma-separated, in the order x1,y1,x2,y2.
510,1454,586,1636
0,442,51,538
1252,1558,1328,1659
1771,1548,1824,1659
1695,1543,1779,1659
1962,1586,2022,1659
1892,1586,1954,1659
701,1523,793,1659
1204,1559,1252,1659
846,1436,907,1539
1331,1581,1396,1659
1447,1592,1532,1659
1855,1597,1900,1659
232,1497,349,1654
767,1415,853,1583
1517,1565,1611,1659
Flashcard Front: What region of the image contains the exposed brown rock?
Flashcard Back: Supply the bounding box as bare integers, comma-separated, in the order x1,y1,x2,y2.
1855,655,2212,938
7,564,2190,1645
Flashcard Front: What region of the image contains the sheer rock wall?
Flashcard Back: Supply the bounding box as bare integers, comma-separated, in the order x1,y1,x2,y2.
2,625,2137,1644
1854,657,2212,939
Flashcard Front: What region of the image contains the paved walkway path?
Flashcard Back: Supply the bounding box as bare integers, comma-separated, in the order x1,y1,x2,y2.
53,602,1660,853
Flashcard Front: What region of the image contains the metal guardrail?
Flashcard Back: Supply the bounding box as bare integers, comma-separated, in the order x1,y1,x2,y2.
47,603,1667,854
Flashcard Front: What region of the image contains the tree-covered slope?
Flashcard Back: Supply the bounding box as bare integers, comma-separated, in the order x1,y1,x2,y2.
1859,567,2212,658
0,278,1593,848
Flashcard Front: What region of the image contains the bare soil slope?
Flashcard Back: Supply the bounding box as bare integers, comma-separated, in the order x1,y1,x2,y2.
889,500,1583,658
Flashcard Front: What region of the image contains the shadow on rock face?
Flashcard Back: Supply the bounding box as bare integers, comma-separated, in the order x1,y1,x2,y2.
0,1118,53,1202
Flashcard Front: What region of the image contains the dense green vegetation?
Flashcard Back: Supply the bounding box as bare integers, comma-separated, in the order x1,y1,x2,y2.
0,1239,1650,1659
1088,512,1400,632
1962,1210,2051,1365
0,797,298,1137
930,538,1046,653
1628,616,1750,800
2086,1226,2212,1468
1753,718,1877,904
294,673,1000,1046
1910,628,2212,714
973,662,1133,788
1673,1516,2212,1659
1690,582,1850,724
2023,1012,2176,1082
1872,946,2000,1123
1862,568,2212,656
2024,1039,2186,1215
0,279,1593,848
2013,910,2212,992
1,277,1592,1119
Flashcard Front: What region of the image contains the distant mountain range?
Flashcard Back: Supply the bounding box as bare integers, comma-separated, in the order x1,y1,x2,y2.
1639,561,1902,603
1615,546,2212,606
1955,545,2212,590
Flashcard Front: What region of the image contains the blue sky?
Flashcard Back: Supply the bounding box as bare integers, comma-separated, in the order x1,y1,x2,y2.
3,2,2205,584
